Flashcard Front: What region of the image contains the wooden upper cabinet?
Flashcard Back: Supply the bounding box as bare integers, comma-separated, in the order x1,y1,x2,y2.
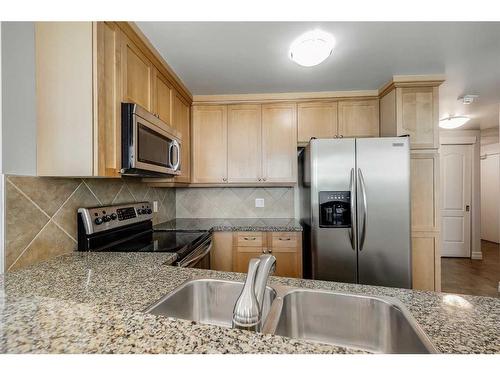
192,105,228,183
380,85,440,150
122,36,153,111
398,87,438,149
95,22,122,177
153,69,173,127
338,99,379,138
298,102,338,144
227,104,262,183
173,92,191,183
262,103,297,183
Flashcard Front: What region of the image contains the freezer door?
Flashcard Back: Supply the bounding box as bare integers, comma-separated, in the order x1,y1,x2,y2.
310,139,357,282
356,137,411,288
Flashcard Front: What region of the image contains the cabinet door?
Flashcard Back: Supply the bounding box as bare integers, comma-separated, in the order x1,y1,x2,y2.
268,232,302,278
173,92,191,183
397,87,438,149
233,248,265,273
232,232,266,272
192,105,228,183
338,99,379,138
412,235,438,291
262,103,297,183
95,22,122,177
211,232,233,272
122,37,153,111
227,104,262,183
153,69,173,127
297,102,338,144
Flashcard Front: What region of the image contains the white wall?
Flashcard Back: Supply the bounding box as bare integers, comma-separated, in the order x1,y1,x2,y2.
480,127,499,146
480,143,500,243
1,22,37,176
440,129,482,259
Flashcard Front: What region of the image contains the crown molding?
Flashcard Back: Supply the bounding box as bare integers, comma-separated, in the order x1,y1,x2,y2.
193,90,379,105
378,74,446,97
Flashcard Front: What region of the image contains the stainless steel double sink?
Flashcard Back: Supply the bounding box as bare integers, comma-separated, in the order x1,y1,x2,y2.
145,278,438,353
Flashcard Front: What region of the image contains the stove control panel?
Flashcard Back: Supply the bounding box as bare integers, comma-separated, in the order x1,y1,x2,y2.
78,202,153,235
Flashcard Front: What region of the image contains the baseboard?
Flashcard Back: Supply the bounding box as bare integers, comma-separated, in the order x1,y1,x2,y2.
471,251,483,260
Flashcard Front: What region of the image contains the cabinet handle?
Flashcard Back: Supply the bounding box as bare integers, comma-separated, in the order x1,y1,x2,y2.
244,237,257,241
278,237,291,241
262,248,267,254
262,178,266,182
268,248,272,253
258,178,262,181
339,134,344,138
222,177,227,182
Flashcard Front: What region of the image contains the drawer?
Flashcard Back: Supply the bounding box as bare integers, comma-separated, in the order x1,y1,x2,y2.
271,232,298,248
236,232,265,247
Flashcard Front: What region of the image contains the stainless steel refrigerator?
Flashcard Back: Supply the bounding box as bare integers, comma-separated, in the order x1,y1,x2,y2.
298,137,411,288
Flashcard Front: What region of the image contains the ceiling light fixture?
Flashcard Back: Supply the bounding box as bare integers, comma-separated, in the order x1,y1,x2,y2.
289,29,335,67
439,115,470,129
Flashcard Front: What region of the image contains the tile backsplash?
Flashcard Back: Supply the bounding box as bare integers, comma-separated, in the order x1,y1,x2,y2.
176,187,294,218
5,176,175,271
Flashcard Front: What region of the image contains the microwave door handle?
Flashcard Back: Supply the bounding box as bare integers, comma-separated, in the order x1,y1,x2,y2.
173,141,180,171
168,140,180,171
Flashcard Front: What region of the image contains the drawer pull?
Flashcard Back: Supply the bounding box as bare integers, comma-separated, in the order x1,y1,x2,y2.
278,237,291,241
243,237,257,241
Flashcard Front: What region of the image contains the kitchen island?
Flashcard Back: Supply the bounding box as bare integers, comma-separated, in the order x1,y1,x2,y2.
1,252,499,354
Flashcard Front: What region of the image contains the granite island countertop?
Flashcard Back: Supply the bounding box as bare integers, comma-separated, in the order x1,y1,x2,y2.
154,218,303,232
1,252,499,354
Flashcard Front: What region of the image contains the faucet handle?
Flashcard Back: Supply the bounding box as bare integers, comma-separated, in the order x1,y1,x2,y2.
232,258,261,331
259,254,276,275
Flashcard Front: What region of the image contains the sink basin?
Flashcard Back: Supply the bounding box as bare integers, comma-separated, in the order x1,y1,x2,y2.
264,288,437,353
145,277,437,353
145,278,276,328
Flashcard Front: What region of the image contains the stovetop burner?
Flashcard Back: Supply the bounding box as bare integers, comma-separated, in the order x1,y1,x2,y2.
77,202,211,264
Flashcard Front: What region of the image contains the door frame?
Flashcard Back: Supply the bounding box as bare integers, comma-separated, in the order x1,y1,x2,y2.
440,135,481,259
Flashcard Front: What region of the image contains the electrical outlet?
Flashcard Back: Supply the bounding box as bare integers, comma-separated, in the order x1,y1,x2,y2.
255,198,265,208
153,201,159,213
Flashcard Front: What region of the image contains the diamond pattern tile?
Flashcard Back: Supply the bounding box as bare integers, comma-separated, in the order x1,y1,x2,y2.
176,187,294,218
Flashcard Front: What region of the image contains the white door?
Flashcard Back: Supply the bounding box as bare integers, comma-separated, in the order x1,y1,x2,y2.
441,144,472,257
480,151,500,243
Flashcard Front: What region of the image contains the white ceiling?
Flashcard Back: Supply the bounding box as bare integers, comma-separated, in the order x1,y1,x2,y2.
137,22,500,130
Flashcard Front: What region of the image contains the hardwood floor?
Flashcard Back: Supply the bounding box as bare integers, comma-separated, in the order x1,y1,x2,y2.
441,240,499,298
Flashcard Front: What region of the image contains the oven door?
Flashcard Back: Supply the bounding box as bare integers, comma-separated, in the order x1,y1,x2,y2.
176,237,213,269
122,103,181,177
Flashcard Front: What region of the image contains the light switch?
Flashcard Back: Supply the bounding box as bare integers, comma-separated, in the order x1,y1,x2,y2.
255,198,265,208
153,201,159,212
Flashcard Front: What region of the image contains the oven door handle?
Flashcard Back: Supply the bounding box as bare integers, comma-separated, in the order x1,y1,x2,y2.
178,239,213,268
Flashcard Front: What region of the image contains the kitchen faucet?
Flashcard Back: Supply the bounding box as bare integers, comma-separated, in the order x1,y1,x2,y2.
232,254,276,332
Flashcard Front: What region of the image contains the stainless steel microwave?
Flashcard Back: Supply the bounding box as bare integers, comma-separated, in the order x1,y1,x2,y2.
121,103,181,177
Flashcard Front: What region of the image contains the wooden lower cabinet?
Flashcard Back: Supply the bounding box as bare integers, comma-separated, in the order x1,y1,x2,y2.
412,233,440,291
231,231,302,278
210,232,233,272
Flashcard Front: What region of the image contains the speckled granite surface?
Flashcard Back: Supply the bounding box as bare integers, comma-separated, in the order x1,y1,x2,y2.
1,252,499,354
154,218,303,232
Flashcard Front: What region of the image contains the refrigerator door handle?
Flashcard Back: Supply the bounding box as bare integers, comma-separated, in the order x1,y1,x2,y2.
358,168,368,251
348,168,355,250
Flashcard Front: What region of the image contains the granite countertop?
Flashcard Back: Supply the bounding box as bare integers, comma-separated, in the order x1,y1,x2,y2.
1,252,499,354
154,218,303,232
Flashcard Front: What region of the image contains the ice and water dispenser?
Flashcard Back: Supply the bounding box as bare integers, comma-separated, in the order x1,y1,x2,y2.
319,191,351,228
